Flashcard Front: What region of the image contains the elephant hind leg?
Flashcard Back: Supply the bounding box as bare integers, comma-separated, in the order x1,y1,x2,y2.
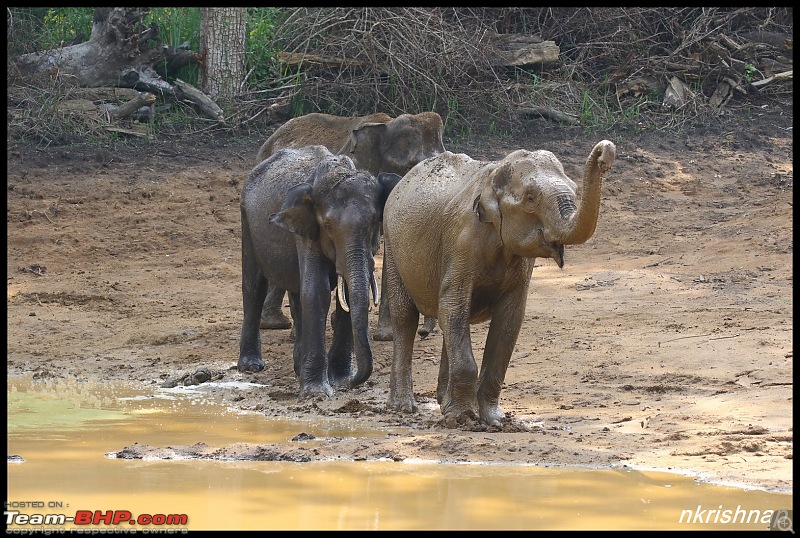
260,285,292,329
372,266,393,341
385,255,418,414
238,218,267,373
436,343,449,405
288,291,303,377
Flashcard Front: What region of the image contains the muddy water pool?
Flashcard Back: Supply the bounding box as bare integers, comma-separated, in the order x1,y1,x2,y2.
6,376,792,531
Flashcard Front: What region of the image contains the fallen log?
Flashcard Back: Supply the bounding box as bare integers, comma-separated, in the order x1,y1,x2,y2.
174,79,225,122
106,92,157,121
489,33,560,67
13,8,198,92
750,70,793,88
518,106,580,125
276,51,365,69
73,87,142,102
106,126,151,138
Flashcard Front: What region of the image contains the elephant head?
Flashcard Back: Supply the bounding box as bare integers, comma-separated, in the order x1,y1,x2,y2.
269,156,401,389
473,140,616,267
339,112,446,176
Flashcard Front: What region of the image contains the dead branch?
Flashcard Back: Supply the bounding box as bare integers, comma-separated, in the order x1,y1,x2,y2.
106,92,157,120
517,107,580,125
174,79,225,122
750,69,793,88
106,126,151,138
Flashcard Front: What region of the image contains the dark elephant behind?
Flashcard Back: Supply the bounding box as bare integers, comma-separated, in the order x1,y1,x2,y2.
255,112,445,340
239,145,401,397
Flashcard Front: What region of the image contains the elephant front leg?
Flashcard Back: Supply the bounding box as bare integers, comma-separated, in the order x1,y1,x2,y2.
476,289,527,426
297,308,334,399
438,309,480,427
296,258,334,399
328,299,353,390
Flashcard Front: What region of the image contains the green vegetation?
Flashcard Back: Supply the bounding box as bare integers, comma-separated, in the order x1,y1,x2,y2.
245,8,282,86
5,7,793,145
743,63,758,84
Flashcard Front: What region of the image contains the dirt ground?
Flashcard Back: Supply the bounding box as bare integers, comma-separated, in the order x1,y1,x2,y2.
6,106,793,494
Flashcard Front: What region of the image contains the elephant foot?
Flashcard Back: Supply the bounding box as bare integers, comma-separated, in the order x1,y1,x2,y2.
328,371,352,392
299,381,334,399
260,309,292,330
441,398,480,428
442,408,480,429
417,316,437,339
478,402,506,427
237,356,265,373
387,394,418,414
372,325,394,341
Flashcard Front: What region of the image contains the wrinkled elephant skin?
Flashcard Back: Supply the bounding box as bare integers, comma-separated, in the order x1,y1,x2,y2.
383,141,616,426
239,145,400,398
256,112,446,339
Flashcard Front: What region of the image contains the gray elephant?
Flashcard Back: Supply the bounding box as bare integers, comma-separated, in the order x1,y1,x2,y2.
255,112,444,340
383,140,616,426
239,145,401,397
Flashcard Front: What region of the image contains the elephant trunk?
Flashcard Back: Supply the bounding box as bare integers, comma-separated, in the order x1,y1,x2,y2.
344,253,375,388
559,140,616,245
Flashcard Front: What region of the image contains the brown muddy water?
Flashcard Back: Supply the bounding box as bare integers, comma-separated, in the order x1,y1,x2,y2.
6,376,792,531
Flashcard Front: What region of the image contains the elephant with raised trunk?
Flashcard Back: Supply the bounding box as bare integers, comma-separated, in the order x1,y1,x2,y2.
255,112,444,340
239,145,401,397
383,140,616,426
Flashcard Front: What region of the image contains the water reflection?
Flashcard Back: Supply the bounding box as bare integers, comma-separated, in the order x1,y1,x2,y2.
7,376,792,530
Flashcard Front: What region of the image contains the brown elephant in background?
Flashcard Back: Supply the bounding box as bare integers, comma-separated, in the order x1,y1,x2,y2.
383,140,616,427
256,112,445,341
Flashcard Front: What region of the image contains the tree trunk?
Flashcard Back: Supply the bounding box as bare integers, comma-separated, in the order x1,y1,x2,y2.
199,8,247,106
16,7,191,93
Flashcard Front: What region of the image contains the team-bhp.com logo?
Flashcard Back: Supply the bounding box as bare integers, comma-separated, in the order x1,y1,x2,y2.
6,510,188,527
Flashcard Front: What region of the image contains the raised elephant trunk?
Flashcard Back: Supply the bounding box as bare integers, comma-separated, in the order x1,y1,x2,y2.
559,140,616,245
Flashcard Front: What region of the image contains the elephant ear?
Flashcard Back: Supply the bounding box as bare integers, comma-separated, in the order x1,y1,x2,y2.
376,172,403,220
269,183,319,240
472,163,510,224
338,123,386,173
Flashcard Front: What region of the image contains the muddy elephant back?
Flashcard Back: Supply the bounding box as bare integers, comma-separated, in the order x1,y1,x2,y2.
244,146,333,223
385,152,469,239
256,113,393,164
390,151,478,203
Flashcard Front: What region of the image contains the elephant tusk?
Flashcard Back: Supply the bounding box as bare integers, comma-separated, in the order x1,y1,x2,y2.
337,275,350,313
370,270,380,307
